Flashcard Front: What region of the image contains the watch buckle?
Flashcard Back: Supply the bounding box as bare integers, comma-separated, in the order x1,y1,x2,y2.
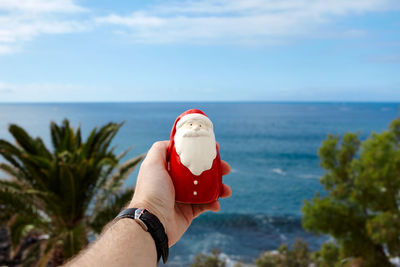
134,208,148,231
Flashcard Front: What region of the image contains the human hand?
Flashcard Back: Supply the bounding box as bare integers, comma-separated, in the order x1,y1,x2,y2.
129,141,232,247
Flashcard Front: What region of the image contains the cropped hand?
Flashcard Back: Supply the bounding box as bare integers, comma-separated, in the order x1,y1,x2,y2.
129,141,232,246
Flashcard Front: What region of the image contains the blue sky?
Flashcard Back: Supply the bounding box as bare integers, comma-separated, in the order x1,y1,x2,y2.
0,0,399,102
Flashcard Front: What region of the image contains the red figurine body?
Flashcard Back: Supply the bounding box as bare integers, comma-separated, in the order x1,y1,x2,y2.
167,109,223,204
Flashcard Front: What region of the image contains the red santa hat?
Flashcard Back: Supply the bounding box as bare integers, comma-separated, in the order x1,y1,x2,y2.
167,109,213,159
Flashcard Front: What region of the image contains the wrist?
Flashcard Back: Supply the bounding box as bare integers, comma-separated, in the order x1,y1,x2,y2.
128,199,168,237
72,217,157,267
111,218,158,264
114,207,169,263
114,218,155,244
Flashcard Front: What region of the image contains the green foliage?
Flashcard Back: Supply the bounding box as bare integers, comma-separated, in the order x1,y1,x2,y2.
255,239,311,267
311,242,340,267
0,119,144,266
191,248,226,267
302,117,400,266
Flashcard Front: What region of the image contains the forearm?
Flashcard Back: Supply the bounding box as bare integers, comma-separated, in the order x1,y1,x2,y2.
66,219,157,267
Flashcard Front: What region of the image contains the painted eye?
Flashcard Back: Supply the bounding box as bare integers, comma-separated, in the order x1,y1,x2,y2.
190,123,192,126
199,125,202,127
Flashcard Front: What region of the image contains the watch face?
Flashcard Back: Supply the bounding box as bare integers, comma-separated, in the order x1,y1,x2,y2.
134,208,145,218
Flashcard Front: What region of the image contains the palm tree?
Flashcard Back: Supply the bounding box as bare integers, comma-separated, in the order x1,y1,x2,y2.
0,119,144,266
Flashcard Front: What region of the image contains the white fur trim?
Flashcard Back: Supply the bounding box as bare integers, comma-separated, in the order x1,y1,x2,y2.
176,113,213,130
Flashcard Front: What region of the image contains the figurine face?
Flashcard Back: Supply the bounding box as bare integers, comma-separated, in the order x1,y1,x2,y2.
179,119,213,137
174,115,217,176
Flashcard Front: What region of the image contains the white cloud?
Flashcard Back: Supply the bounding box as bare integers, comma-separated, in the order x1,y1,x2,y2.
0,44,18,54
1,0,399,54
95,0,400,44
0,0,86,13
96,12,165,27
0,0,88,54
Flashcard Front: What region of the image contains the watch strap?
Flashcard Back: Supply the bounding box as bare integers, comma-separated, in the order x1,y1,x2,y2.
114,208,169,263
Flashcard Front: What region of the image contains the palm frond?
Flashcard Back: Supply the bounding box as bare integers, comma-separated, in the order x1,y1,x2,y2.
91,154,143,215
50,121,62,152
21,241,41,267
0,163,25,184
0,189,38,224
9,216,34,248
0,179,23,191
1,119,142,264
63,223,87,259
106,154,144,193
8,125,40,155
117,145,135,160
37,238,56,267
0,140,28,177
89,188,134,234
35,137,52,159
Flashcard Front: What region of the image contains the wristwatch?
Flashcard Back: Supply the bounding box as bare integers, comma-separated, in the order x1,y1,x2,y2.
114,208,169,263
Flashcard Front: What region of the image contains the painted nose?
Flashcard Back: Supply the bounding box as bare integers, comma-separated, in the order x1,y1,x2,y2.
193,124,200,131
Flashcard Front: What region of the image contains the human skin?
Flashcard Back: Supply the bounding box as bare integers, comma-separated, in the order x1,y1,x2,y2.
66,141,232,266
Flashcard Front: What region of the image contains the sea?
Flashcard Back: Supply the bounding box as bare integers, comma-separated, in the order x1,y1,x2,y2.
0,102,398,266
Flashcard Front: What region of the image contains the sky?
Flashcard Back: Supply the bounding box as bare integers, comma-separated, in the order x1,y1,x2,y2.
0,0,399,102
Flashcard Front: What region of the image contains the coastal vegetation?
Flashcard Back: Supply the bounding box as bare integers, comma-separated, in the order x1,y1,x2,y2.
0,119,143,266
1,116,399,266
302,117,400,266
191,248,227,267
192,117,400,267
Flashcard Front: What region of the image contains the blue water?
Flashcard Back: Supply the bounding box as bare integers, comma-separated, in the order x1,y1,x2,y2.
0,102,398,265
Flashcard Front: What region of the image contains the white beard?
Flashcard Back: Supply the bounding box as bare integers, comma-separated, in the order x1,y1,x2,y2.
174,128,217,176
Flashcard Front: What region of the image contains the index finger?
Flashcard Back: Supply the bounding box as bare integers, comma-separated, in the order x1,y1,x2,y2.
221,160,230,176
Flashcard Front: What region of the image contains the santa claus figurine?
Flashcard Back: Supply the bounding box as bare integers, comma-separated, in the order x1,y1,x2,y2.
167,109,223,204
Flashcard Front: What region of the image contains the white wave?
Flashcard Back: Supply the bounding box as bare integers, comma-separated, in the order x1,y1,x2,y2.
279,233,288,241
219,253,255,267
272,168,286,176
390,257,400,267
299,174,320,179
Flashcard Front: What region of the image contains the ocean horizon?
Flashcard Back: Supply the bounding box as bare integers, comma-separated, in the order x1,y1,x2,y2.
0,102,398,266
1,101,399,104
